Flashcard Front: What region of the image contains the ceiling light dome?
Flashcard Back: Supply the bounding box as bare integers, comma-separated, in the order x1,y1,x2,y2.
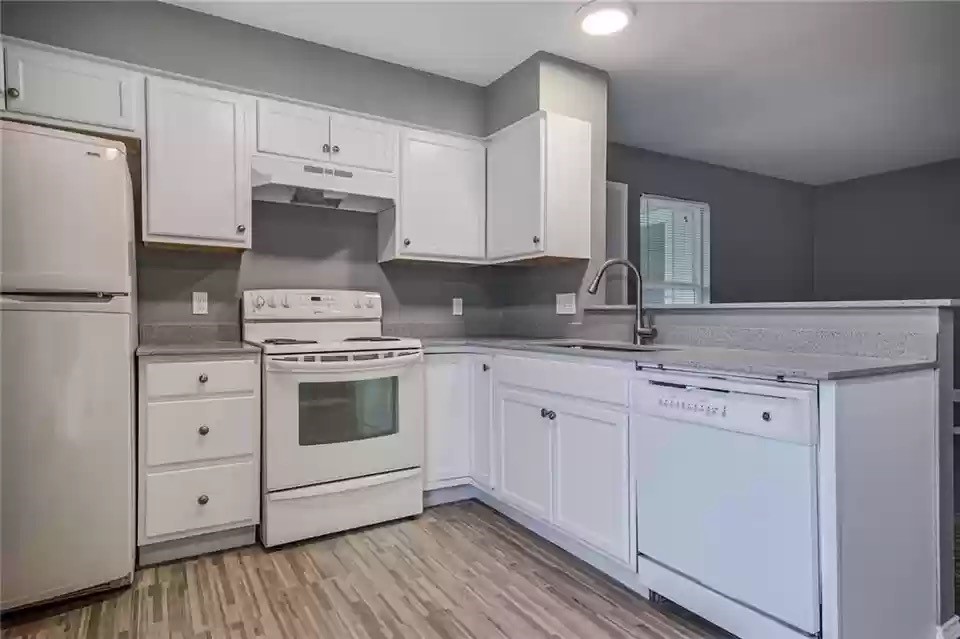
578,1,634,36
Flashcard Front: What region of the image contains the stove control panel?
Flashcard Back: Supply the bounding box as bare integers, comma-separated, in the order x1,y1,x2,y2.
243,289,382,320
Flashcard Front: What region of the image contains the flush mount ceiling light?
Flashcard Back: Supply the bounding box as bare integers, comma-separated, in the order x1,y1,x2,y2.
578,1,635,36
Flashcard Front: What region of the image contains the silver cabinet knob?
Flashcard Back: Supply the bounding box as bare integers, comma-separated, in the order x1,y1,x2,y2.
482,364,490,371
237,224,246,233
7,87,20,99
533,235,541,245
540,408,556,420
332,145,340,153
198,373,209,383
761,411,772,422
197,494,209,505
198,425,210,436
403,238,411,247
322,143,331,153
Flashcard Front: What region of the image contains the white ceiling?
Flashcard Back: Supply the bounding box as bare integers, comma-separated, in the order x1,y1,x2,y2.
178,1,960,185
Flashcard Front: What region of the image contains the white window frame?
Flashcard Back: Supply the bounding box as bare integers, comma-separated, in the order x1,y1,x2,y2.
638,194,711,305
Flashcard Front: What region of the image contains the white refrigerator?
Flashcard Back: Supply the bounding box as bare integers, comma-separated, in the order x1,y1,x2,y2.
1,120,135,610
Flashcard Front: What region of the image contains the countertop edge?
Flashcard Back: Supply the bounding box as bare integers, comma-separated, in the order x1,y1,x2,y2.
136,342,262,357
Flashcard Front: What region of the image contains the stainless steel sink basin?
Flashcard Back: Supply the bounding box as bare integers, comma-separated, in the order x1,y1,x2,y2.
533,340,679,353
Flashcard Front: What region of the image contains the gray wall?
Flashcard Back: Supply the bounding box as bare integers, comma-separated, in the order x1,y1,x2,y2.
484,57,540,136
1,1,484,136
607,143,817,303
813,158,960,300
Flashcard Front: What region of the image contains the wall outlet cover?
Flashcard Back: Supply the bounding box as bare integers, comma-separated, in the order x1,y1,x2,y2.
452,297,463,316
556,293,576,315
192,291,208,315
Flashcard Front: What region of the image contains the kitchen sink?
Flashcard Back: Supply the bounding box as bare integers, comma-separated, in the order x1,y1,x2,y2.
533,340,679,353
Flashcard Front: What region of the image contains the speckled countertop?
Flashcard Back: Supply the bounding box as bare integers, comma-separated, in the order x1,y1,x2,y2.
421,338,936,381
136,342,261,357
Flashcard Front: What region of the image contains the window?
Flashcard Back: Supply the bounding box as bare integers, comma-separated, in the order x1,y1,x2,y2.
632,195,710,305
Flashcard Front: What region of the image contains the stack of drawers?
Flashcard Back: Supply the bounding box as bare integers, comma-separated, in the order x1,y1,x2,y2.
137,353,261,557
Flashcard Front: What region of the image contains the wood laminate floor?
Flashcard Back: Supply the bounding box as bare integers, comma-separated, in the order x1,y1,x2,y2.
2,501,727,639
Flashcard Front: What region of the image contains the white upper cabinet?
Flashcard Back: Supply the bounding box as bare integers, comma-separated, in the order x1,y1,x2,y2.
486,111,591,262
145,77,254,248
256,99,331,161
424,354,472,489
384,129,485,262
2,43,143,132
329,112,398,173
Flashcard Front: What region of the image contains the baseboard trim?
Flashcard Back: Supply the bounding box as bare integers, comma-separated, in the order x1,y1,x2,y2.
138,526,256,567
424,484,479,507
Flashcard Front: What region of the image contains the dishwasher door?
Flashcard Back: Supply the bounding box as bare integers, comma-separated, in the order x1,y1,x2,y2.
632,373,820,635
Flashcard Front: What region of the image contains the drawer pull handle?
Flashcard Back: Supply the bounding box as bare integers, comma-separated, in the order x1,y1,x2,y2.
761,411,772,422
197,494,209,506
198,425,210,436
198,373,209,383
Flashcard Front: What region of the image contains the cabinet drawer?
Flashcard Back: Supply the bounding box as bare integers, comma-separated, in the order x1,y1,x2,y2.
146,359,257,398
495,355,628,406
146,397,256,466
257,99,330,161
145,462,256,538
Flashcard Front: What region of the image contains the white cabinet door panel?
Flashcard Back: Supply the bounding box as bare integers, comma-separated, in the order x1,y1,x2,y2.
398,129,485,260
3,44,141,131
470,355,495,489
329,113,397,172
498,387,553,521
256,99,330,161
146,77,252,247
554,402,630,564
424,355,471,486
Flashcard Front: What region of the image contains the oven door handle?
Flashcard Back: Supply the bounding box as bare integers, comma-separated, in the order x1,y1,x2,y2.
265,352,423,374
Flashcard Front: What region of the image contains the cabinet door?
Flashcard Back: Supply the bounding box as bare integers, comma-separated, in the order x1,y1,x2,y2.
497,386,553,521
554,401,630,564
424,355,472,487
398,129,485,260
486,113,545,261
145,77,252,247
3,44,141,131
329,113,397,173
256,99,331,161
470,355,495,489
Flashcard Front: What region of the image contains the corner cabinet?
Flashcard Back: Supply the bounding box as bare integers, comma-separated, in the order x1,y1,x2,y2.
144,77,254,248
380,129,486,263
486,111,592,262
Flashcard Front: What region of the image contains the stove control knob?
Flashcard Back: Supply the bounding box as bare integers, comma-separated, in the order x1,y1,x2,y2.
354,300,362,309
267,296,276,308
254,295,265,310
365,299,375,309
281,295,290,308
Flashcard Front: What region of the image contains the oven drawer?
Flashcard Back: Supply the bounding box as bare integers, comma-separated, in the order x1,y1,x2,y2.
145,462,256,538
146,397,257,466
146,359,257,399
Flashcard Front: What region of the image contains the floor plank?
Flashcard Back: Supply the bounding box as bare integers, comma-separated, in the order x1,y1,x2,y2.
2,501,729,638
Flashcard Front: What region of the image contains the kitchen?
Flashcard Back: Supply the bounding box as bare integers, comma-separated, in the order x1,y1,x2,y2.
1,2,959,639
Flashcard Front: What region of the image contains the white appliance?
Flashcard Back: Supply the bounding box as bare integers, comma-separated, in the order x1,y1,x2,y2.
251,154,396,213
243,289,424,547
632,372,820,638
1,120,135,610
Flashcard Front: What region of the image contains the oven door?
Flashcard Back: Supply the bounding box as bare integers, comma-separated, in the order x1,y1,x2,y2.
263,351,424,492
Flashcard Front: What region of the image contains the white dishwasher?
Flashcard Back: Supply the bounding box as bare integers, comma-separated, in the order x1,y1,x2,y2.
632,371,820,637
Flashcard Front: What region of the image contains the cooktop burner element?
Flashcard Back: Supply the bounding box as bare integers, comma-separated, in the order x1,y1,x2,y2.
343,337,401,342
262,338,319,345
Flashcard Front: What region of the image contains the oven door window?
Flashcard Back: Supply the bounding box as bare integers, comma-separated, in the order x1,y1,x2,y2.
298,377,399,445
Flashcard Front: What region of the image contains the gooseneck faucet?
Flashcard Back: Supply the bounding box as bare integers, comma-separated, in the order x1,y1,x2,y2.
586,258,657,345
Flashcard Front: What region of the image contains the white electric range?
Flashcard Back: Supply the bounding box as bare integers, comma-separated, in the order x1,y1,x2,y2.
243,289,425,547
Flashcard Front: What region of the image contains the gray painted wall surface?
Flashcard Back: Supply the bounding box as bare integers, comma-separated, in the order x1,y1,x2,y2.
1,1,484,136
484,57,540,136
607,143,817,303
813,158,960,300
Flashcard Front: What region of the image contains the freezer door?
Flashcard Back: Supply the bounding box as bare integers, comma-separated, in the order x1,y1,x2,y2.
1,121,132,294
1,297,134,610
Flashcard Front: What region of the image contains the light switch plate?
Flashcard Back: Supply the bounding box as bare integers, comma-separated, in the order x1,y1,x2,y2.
556,293,576,315
452,297,463,316
192,291,208,315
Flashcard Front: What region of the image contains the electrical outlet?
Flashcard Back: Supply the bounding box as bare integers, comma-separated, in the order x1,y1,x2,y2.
192,291,208,315
556,293,576,315
452,297,463,316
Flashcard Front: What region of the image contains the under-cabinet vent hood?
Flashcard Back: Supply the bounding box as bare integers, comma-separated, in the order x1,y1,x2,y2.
251,154,396,214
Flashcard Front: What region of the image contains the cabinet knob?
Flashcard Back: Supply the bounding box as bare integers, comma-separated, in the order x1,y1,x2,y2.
322,143,331,153
761,411,772,422
532,235,541,245
6,87,20,99
198,425,210,436
237,224,246,233
198,373,209,383
332,145,341,153
540,408,556,419
403,238,411,247
482,364,490,371
197,494,209,505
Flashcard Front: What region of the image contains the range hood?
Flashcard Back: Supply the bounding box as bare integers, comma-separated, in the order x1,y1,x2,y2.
251,154,396,214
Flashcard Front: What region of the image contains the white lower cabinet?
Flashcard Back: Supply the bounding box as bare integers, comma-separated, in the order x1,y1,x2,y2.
498,388,555,521
137,352,261,563
424,354,472,488
470,355,495,490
